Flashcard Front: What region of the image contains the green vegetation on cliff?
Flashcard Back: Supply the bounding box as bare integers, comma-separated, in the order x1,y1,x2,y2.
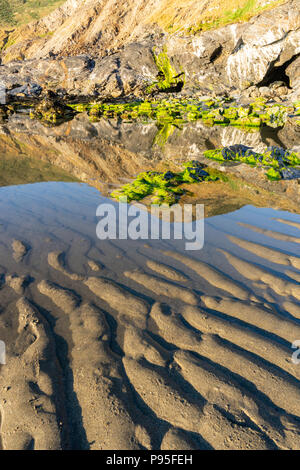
188,0,286,34
0,0,15,25
149,0,287,34
146,49,185,93
0,0,65,26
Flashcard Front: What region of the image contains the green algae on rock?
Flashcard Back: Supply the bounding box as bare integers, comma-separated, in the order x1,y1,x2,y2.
111,161,219,205
204,145,300,180
146,48,185,94
69,98,298,130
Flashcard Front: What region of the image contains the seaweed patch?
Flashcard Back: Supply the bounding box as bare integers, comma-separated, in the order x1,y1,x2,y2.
204,145,300,180
110,161,219,205
69,98,298,130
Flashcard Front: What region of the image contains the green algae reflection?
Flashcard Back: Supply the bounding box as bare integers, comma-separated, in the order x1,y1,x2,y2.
69,97,298,130
110,161,219,205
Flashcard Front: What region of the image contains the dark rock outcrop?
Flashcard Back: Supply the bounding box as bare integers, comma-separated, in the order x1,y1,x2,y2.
0,43,158,101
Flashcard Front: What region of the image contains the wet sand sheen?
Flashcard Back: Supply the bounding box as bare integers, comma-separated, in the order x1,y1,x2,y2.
0,183,300,449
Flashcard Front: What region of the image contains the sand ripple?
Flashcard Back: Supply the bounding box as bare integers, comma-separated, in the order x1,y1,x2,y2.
0,203,300,449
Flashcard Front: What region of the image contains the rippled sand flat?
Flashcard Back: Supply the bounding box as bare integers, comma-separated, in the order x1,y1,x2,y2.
0,182,300,450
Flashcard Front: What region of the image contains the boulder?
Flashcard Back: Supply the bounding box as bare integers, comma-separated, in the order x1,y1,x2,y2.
286,55,300,101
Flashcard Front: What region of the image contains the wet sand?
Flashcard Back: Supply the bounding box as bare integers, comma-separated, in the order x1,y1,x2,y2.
0,182,300,449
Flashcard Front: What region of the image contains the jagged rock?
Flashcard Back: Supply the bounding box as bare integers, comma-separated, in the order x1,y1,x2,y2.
82,43,158,99
0,44,158,101
221,145,256,161
278,119,300,152
7,83,42,99
30,91,75,125
258,87,272,98
165,0,300,95
286,56,300,88
0,0,160,63
286,55,300,101
270,81,289,97
281,168,300,180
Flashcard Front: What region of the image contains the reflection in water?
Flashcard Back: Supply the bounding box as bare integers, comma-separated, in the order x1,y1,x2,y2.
0,111,299,216
0,106,300,449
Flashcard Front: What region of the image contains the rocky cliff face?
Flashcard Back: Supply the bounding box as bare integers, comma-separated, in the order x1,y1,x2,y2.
0,0,159,61
166,1,300,96
0,0,299,101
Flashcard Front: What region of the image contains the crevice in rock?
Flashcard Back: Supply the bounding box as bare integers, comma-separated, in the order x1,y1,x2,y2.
87,58,95,71
232,38,244,55
210,45,223,63
257,53,300,88
260,126,286,150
